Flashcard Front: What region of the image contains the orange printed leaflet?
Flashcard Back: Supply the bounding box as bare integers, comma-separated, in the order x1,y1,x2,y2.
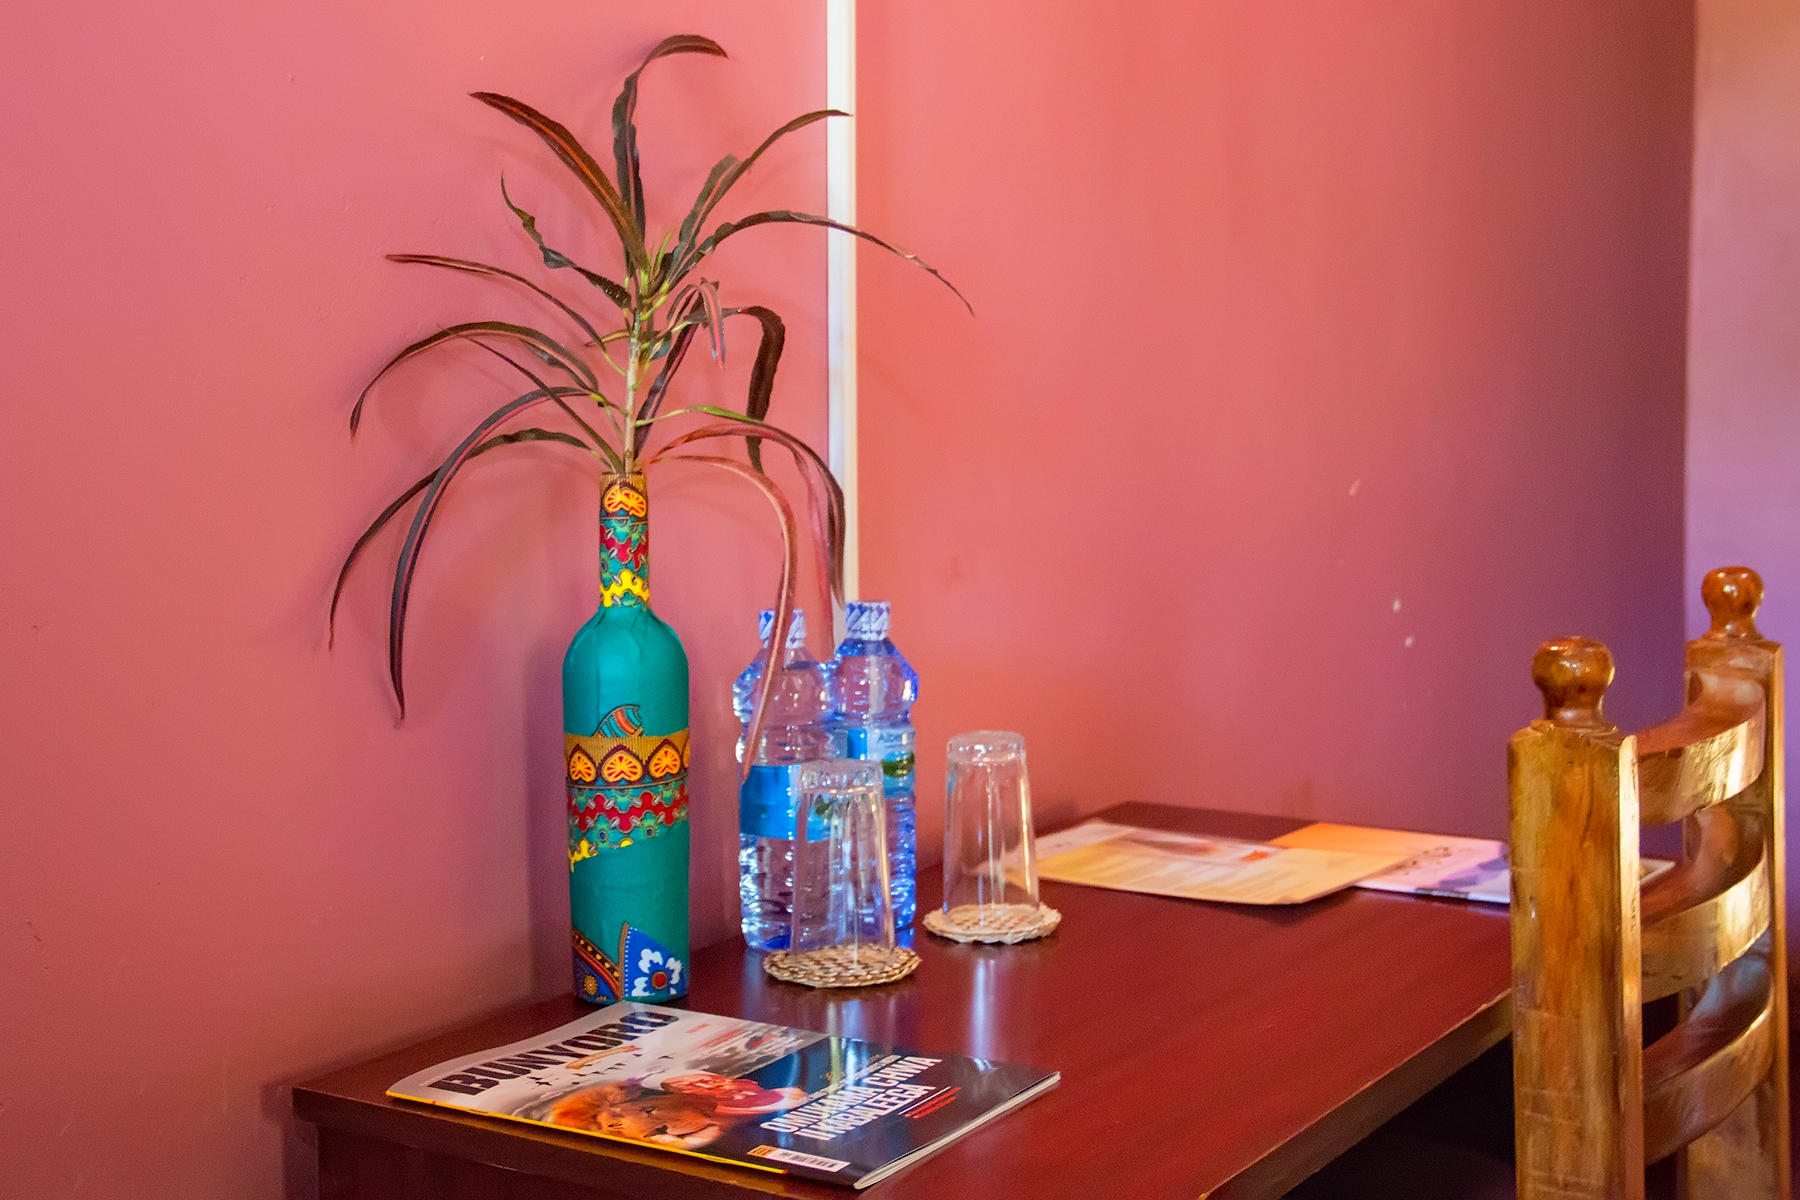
1270,823,1512,902
1032,822,1407,905
1269,822,1673,903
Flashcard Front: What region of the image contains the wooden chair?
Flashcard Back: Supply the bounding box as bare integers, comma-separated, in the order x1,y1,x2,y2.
1510,565,1789,1199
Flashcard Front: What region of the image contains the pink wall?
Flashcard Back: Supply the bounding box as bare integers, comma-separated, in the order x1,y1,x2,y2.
1686,0,1800,944
0,2,1709,1195
857,2,1695,849
0,4,827,1196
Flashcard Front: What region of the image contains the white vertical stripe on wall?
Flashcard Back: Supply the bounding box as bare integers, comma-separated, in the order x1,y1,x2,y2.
827,0,859,626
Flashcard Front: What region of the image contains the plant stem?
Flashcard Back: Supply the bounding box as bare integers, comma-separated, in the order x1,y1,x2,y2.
622,309,647,473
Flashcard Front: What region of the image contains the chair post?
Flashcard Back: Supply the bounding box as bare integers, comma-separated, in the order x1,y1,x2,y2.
1511,637,1645,1200
1680,567,1789,1199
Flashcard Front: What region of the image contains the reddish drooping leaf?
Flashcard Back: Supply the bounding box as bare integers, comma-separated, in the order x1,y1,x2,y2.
611,35,729,235
498,178,632,308
455,338,623,472
733,305,785,470
658,453,800,782
471,91,648,274
671,110,848,274
386,389,571,712
696,280,724,364
631,305,786,466
331,426,590,646
351,321,597,435
694,210,971,313
384,253,605,347
649,419,842,608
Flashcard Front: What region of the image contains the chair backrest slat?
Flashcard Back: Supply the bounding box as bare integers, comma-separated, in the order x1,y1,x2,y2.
1640,805,1770,1002
1636,673,1764,826
1642,950,1776,1165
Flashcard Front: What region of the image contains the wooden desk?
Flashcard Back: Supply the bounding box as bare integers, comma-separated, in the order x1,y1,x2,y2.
295,804,1512,1199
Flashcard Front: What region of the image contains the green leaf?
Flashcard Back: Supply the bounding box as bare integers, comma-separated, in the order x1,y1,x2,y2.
694,210,971,313
385,253,606,348
471,91,648,275
351,321,599,434
330,427,590,647
670,111,847,282
612,35,730,235
498,179,632,308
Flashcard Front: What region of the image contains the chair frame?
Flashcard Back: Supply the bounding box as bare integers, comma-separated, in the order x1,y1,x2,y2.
1510,566,1789,1200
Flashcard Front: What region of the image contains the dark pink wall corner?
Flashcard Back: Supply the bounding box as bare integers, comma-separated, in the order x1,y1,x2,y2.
1685,0,1800,959
0,4,825,1197
857,1,1694,857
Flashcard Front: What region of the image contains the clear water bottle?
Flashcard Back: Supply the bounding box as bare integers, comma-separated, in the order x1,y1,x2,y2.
735,609,837,950
830,600,920,932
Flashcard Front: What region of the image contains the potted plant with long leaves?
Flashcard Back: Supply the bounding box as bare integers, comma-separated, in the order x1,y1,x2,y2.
333,35,963,1005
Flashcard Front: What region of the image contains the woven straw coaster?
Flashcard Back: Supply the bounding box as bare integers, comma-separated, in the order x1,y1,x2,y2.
923,902,1062,944
762,945,921,989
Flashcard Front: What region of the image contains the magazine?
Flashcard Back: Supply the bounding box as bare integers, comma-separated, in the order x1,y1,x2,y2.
387,1003,1059,1189
1032,820,1408,904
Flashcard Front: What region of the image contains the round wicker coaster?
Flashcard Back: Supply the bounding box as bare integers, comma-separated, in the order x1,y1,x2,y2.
923,902,1062,944
762,945,921,989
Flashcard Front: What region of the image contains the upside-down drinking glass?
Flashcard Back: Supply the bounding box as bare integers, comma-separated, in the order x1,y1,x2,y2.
942,731,1040,918
789,759,899,966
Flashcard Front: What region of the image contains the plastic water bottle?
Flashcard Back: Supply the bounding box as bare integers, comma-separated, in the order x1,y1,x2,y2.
830,600,920,932
735,609,837,950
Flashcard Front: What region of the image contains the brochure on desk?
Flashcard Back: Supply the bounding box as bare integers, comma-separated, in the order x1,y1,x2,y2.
1269,822,1675,904
1033,819,1672,907
1032,821,1410,904
387,1003,1058,1189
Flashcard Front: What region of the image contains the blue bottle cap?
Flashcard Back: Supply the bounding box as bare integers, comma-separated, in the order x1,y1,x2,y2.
756,608,807,645
844,600,890,641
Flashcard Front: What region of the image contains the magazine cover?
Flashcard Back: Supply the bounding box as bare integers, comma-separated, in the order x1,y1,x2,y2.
388,1003,1059,1189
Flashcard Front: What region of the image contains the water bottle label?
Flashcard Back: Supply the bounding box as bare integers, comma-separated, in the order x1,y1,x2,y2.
844,727,915,798
738,764,828,841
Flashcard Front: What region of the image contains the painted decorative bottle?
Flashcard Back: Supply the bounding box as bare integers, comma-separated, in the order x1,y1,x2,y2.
563,474,690,1005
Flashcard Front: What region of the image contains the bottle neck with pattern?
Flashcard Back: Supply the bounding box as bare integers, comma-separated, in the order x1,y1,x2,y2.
599,474,650,609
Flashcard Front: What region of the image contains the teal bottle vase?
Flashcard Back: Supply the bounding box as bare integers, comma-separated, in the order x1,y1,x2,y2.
563,473,691,1004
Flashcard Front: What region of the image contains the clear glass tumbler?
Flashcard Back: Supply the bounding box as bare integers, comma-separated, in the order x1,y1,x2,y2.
789,759,899,967
942,731,1041,918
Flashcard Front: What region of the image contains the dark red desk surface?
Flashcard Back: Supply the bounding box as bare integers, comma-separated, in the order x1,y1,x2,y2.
294,804,1512,1200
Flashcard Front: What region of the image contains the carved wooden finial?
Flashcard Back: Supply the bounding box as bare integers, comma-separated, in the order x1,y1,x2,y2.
1701,566,1762,640
1531,637,1615,729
